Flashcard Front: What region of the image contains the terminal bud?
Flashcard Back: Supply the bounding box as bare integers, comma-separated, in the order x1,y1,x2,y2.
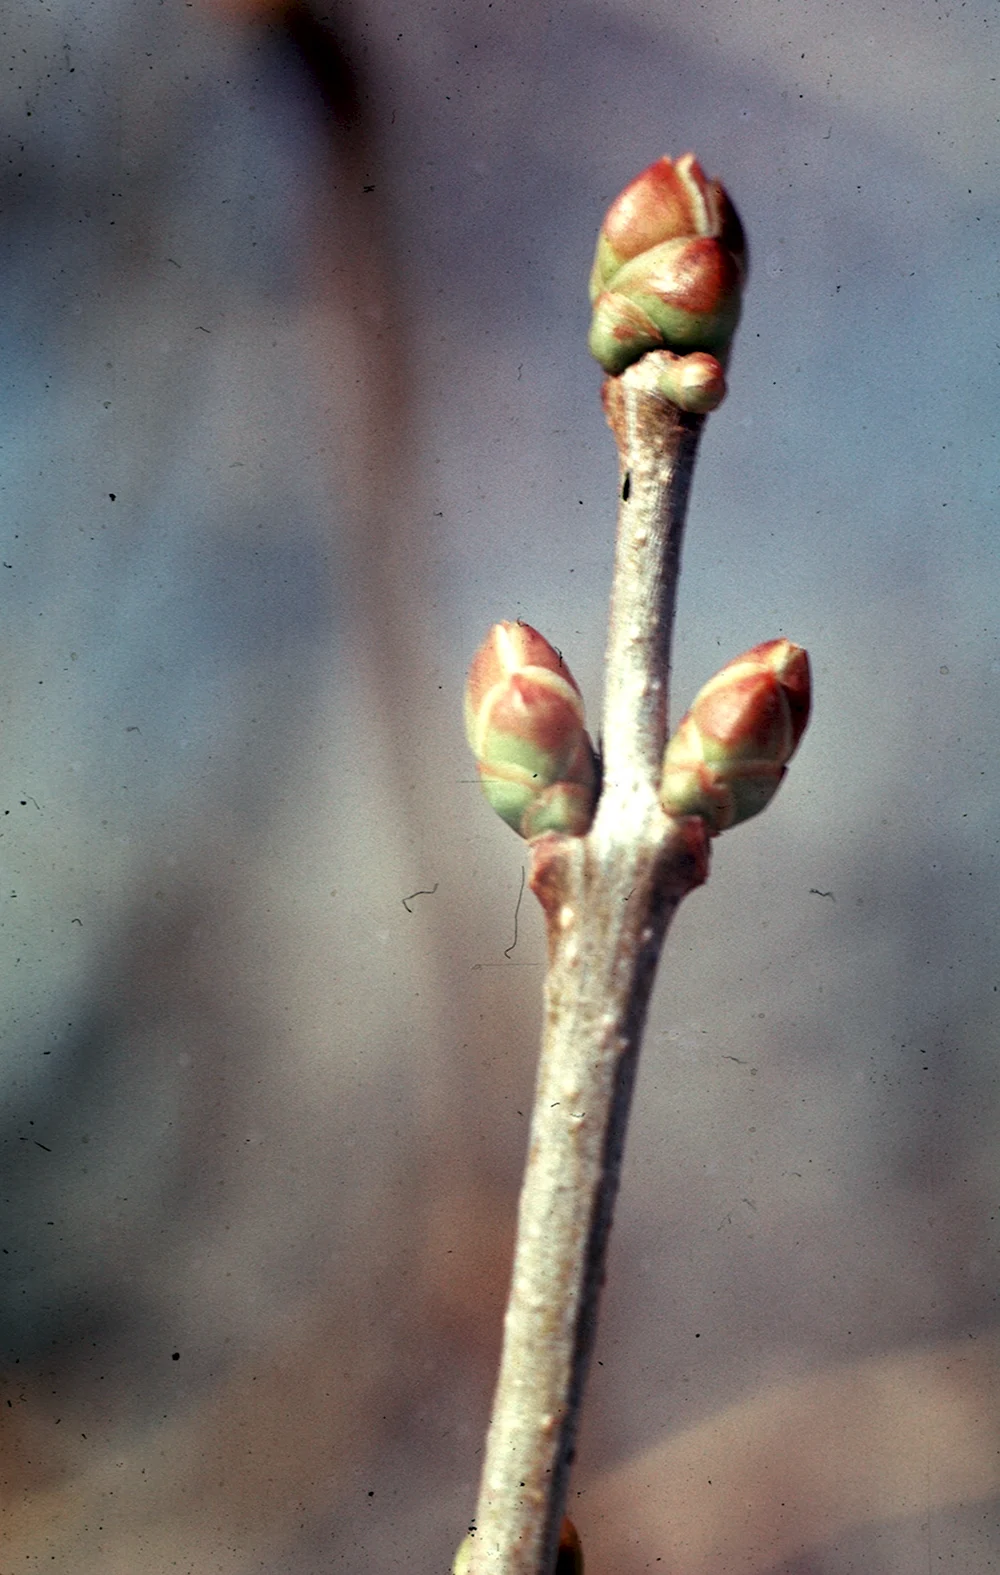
588,153,747,389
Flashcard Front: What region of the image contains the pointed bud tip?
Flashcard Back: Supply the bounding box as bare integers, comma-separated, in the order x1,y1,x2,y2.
746,638,811,746
595,153,740,275
467,620,580,698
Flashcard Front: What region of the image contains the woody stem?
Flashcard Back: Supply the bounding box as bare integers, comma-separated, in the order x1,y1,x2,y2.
466,355,710,1575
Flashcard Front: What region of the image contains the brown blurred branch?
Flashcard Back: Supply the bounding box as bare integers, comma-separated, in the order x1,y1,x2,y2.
587,1329,1000,1573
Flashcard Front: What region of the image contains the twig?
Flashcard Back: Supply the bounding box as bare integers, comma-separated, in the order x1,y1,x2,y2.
466,356,713,1575
460,154,808,1575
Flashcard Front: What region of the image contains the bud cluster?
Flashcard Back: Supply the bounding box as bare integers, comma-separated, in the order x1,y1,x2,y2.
588,153,747,401
660,640,810,834
464,622,598,841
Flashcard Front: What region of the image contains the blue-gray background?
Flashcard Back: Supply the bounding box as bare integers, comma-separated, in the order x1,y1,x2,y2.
0,1,997,1569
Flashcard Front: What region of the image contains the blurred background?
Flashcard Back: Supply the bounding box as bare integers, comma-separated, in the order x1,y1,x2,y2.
0,0,997,1569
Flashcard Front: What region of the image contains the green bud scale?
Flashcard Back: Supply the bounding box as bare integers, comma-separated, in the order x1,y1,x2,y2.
464,622,598,840
588,153,747,401
661,639,811,833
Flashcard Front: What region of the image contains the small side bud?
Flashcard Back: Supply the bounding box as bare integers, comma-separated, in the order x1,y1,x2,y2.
465,622,598,840
661,640,810,834
588,153,746,384
625,347,727,413
589,152,746,298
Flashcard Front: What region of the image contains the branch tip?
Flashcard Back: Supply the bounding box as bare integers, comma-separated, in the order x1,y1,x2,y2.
588,153,746,392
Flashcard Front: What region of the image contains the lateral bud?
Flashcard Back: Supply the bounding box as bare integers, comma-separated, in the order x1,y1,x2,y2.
660,640,810,833
464,622,598,840
646,348,728,413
